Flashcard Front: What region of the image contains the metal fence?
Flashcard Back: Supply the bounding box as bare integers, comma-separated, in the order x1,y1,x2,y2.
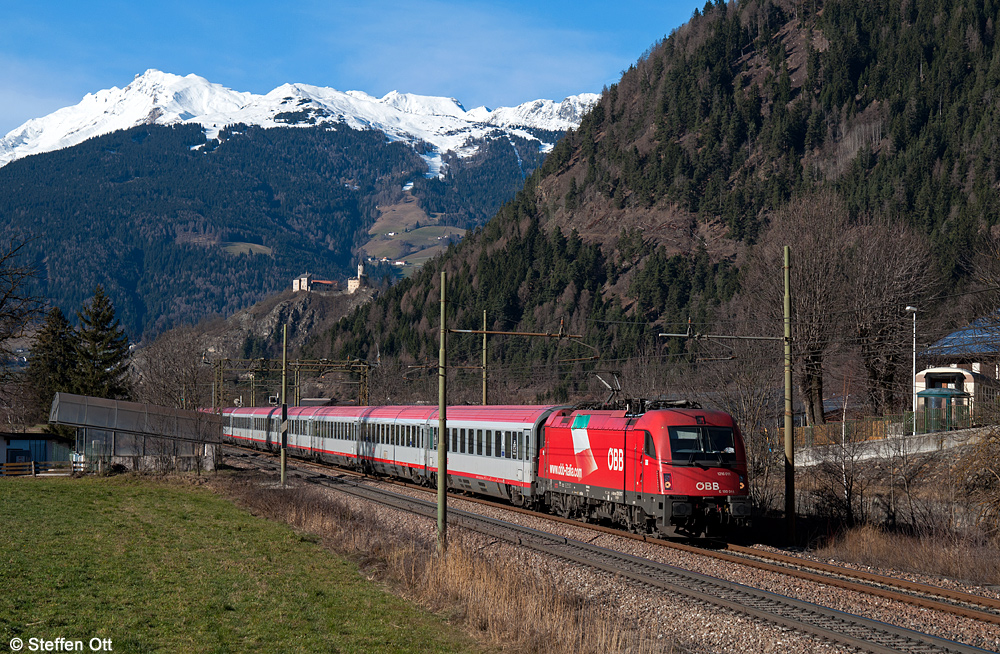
794,408,977,449
49,393,222,473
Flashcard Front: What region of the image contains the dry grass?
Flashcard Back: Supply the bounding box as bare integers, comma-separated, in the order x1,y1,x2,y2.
210,473,674,654
816,524,1000,586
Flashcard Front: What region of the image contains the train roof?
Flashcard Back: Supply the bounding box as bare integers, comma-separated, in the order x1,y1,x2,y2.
223,404,564,424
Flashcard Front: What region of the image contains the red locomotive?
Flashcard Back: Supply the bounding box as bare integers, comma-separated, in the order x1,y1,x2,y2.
221,399,750,538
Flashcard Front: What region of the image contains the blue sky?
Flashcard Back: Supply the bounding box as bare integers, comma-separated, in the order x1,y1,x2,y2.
0,1,707,136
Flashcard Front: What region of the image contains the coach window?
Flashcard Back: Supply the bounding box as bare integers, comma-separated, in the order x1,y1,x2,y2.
503,431,511,459
476,429,483,455
458,428,465,453
644,431,656,458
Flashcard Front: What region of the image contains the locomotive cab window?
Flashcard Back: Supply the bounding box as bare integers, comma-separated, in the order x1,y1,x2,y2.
668,426,737,465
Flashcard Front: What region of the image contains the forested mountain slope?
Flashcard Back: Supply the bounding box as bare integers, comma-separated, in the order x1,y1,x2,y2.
0,119,559,337
312,0,1000,405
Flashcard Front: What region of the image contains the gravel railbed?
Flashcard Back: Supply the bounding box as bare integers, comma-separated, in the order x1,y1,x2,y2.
226,456,998,653
361,477,1000,653
309,476,839,654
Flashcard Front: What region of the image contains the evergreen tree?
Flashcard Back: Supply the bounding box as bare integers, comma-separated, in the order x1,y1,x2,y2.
25,307,76,422
72,286,131,399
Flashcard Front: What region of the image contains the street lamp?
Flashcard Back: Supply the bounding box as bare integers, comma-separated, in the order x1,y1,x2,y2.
906,306,918,433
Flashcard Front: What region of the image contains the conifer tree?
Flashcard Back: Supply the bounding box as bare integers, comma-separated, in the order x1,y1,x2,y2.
72,286,131,399
25,307,76,422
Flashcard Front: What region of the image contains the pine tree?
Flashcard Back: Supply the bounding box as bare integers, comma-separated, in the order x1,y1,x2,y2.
25,307,76,422
72,286,131,399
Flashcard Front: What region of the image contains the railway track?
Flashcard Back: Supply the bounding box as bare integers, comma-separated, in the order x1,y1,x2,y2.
225,446,996,653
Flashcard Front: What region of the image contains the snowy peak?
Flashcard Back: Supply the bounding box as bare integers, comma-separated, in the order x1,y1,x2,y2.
0,70,600,171
378,90,468,118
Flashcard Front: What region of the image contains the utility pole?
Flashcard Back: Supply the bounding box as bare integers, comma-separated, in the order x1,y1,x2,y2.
438,271,448,555
280,324,288,488
906,305,918,435
482,310,487,405
434,306,593,553
784,245,795,544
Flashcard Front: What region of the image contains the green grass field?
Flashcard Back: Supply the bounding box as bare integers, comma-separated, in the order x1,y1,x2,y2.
0,476,478,654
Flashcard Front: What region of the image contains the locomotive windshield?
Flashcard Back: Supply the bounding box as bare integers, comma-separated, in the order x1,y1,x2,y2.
668,426,737,465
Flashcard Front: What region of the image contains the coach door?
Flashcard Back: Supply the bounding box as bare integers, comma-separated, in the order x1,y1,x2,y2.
423,424,434,473
516,428,531,482
311,419,322,457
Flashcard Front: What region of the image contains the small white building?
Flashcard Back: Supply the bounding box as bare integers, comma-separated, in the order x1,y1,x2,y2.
915,365,1000,414
347,263,366,294
293,273,313,292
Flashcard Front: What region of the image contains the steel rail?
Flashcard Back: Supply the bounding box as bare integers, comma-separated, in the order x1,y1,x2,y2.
228,448,993,654
224,444,1000,626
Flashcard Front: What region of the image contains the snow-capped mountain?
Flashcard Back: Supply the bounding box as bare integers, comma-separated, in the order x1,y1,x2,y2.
0,70,600,174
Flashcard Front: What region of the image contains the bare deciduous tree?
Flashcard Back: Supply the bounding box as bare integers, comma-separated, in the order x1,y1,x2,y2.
845,219,935,414
0,240,42,429
741,192,936,424
0,240,42,378
741,191,849,425
132,326,213,409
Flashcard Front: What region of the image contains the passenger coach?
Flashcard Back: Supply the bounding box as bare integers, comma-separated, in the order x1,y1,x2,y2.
221,400,751,538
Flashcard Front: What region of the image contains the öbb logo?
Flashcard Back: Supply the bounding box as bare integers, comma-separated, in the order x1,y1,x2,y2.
607,448,624,471
695,481,721,491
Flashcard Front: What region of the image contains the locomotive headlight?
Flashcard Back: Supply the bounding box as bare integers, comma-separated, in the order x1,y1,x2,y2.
662,473,672,490
739,475,745,490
